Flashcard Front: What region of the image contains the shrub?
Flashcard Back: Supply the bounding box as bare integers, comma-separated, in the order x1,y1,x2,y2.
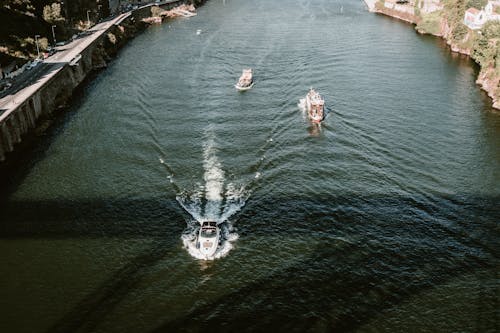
151,6,163,17
472,34,497,66
452,22,469,41
466,0,488,10
107,32,116,44
417,11,443,34
38,37,48,51
482,21,500,39
43,2,65,24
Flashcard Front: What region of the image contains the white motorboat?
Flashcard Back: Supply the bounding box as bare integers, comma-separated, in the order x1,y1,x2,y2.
197,221,220,258
235,68,254,91
302,88,325,123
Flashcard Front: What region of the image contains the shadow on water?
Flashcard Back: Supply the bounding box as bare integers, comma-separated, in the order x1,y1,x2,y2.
147,197,499,332
0,69,103,199
150,241,497,332
0,193,497,332
1,194,498,248
48,239,174,333
0,198,185,239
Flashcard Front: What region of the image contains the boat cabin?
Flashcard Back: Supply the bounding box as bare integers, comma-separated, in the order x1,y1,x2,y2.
200,221,217,238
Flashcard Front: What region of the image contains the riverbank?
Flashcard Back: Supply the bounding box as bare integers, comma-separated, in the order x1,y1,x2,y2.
0,0,206,162
364,0,500,110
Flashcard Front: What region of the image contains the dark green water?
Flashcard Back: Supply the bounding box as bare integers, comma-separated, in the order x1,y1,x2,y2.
1,0,499,332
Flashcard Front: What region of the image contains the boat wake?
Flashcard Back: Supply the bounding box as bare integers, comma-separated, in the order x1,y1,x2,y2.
161,131,251,260
298,98,306,112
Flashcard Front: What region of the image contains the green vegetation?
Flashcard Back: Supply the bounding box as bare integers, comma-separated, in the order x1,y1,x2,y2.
0,0,109,66
440,0,467,41
151,6,163,18
452,22,469,41
472,21,500,68
466,0,488,10
413,0,500,102
43,2,65,24
416,10,442,35
438,0,499,71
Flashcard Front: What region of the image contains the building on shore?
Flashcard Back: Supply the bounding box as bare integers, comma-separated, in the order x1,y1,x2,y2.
464,1,500,30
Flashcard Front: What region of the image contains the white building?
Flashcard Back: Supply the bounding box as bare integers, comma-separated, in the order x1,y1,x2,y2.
485,0,500,20
464,1,500,30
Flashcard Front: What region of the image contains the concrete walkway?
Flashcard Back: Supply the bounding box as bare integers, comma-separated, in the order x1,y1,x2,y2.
0,11,131,121
0,0,187,121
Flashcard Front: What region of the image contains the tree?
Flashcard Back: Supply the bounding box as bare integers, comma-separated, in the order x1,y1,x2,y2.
151,6,163,17
482,21,500,39
43,2,64,23
452,22,468,42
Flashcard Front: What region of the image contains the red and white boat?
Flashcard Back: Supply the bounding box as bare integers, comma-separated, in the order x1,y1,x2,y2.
299,88,325,123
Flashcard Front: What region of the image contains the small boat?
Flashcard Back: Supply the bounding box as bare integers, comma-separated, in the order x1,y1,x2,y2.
302,88,325,123
196,221,220,258
235,69,254,91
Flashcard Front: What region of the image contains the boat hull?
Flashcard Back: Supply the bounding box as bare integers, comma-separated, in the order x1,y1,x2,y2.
235,82,254,91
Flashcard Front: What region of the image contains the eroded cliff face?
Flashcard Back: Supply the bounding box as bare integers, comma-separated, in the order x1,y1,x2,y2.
436,18,500,109
434,18,500,109
434,18,472,55
477,66,500,109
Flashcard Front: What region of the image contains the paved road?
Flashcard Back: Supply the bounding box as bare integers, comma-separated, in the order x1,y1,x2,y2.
0,0,184,120
0,12,130,119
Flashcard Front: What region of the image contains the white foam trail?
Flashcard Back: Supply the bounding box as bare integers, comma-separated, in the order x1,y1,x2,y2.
298,98,306,112
173,130,251,260
202,136,224,220
203,137,224,202
176,183,204,222
220,183,248,222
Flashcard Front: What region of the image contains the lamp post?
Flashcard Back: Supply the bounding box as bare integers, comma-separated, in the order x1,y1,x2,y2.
97,5,102,22
87,10,91,27
60,1,68,20
34,34,40,59
51,25,57,45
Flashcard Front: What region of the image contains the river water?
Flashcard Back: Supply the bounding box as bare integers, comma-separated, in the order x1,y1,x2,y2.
1,0,499,332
